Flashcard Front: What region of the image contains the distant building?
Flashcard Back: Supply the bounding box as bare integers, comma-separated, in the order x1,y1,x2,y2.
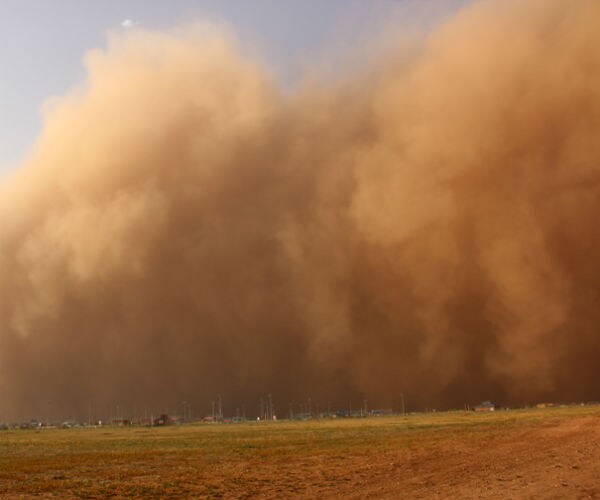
153,414,171,426
112,419,131,426
370,409,394,417
474,401,496,412
60,420,82,428
536,403,555,409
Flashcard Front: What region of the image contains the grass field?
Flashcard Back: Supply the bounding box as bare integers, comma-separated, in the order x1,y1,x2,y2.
1,405,600,498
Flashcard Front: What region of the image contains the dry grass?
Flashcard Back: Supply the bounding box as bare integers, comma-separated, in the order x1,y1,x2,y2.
2,405,600,498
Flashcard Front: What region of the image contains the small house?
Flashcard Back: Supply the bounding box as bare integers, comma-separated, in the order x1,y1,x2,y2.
474,401,495,412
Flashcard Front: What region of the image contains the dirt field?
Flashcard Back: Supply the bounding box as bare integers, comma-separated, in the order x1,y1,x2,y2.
1,406,599,499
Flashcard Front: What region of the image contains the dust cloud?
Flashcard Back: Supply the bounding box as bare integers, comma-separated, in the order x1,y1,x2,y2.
1,0,599,420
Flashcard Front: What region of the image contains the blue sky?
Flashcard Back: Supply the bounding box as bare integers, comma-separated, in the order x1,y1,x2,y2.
0,0,467,176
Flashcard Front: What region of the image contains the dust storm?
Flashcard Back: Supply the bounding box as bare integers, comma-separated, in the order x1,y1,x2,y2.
1,0,599,419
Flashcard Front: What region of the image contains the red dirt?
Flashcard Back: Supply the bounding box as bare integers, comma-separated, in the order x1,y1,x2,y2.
225,417,600,499
2,415,599,498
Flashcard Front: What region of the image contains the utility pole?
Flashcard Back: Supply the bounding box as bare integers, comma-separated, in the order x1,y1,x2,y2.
308,397,312,418
217,394,222,421
400,393,405,415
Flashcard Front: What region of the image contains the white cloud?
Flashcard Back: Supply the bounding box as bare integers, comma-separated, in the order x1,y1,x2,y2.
121,19,138,28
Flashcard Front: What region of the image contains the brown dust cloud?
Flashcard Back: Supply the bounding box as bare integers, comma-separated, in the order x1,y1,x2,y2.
1,0,600,420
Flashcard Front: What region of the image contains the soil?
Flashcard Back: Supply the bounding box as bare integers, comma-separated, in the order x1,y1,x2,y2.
224,416,600,499
2,413,599,499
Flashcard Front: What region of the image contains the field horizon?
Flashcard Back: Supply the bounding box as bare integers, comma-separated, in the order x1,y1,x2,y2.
2,405,599,498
